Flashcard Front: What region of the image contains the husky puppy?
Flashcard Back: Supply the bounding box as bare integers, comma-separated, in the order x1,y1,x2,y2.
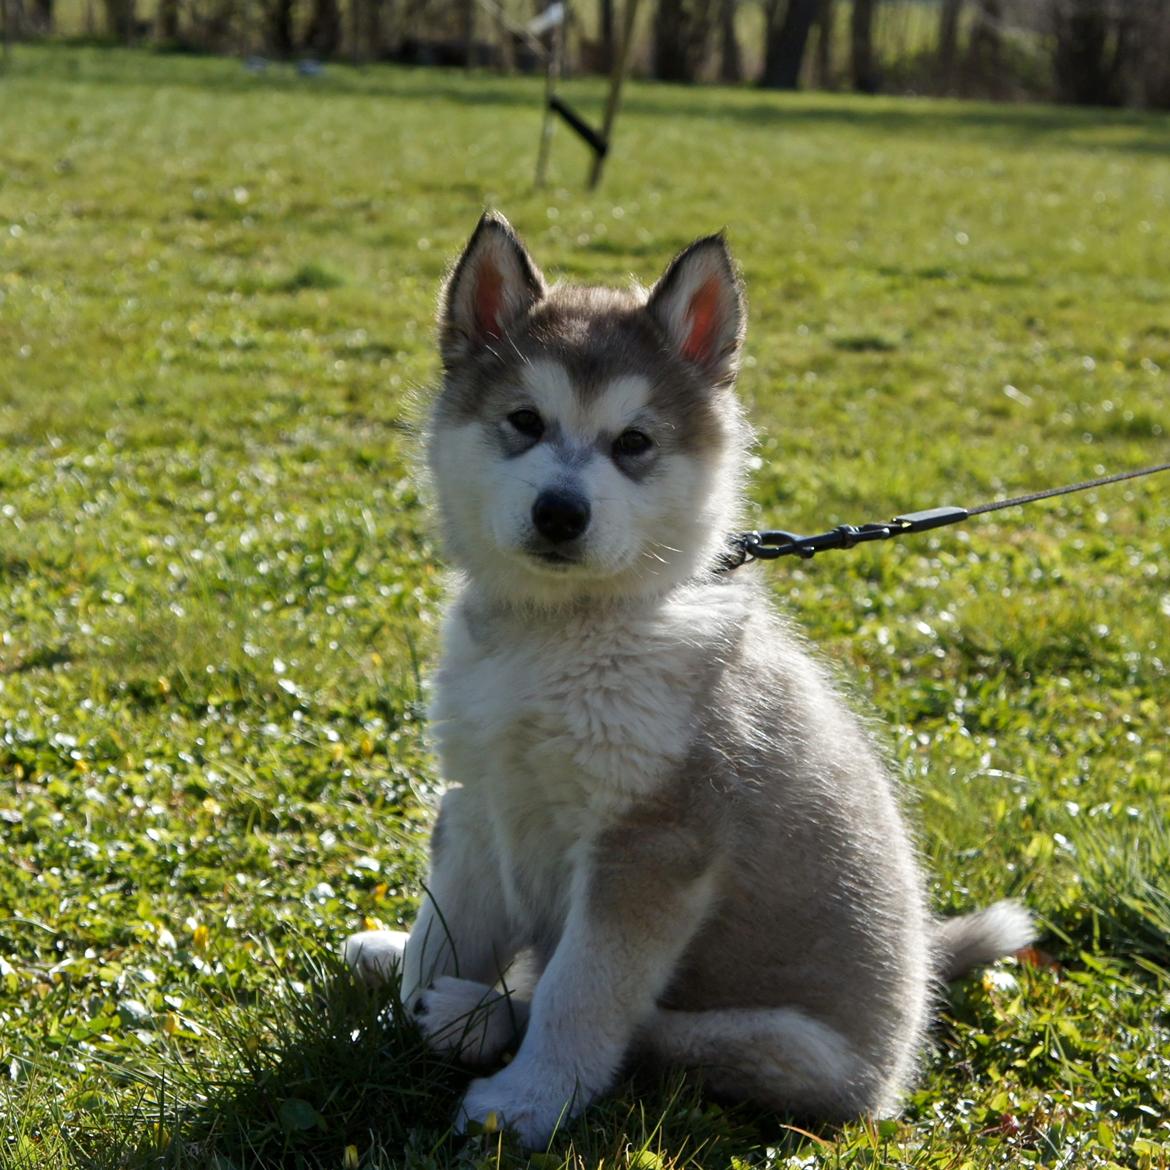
345,212,1033,1148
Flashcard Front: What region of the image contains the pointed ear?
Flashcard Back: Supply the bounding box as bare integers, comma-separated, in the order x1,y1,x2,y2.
646,235,745,387
438,211,546,367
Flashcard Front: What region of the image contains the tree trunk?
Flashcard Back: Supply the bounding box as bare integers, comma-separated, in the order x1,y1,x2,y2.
264,0,296,56
102,0,136,41
357,0,388,60
760,0,818,89
32,0,53,34
850,0,879,92
718,0,741,82
598,0,614,73
937,0,962,82
813,0,834,87
1135,0,1170,108
191,0,234,50
966,0,1001,88
654,0,687,79
654,0,717,82
156,0,179,41
1051,0,1134,106
650,0,692,81
461,0,474,66
306,0,342,56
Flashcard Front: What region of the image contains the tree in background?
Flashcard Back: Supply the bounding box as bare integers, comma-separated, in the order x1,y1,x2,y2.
102,0,135,41
718,0,741,82
598,0,615,72
306,0,343,55
156,0,179,40
1050,0,1132,106
850,0,879,91
760,0,818,88
8,0,1170,112
936,0,963,85
1130,0,1170,107
813,0,835,88
966,0,1003,92
653,0,718,82
31,0,53,32
262,0,296,55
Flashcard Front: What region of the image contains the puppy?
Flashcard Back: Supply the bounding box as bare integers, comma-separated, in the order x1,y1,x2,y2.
345,212,1033,1147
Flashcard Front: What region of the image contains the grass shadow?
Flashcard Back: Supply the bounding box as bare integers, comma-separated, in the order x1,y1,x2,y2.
72,944,818,1170
96,948,467,1170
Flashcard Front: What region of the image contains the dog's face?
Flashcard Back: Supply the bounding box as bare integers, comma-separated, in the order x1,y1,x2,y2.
427,213,749,606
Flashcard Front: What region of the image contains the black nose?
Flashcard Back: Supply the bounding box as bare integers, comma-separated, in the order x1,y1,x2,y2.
532,489,591,544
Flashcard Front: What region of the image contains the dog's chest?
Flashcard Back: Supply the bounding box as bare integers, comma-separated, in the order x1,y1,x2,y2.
429,593,738,928
434,607,704,794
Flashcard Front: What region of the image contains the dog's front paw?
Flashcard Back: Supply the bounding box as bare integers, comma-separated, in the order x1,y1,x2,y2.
413,976,520,1066
455,1058,581,1148
342,929,410,988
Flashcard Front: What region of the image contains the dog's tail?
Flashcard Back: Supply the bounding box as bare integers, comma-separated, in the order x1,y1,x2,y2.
934,900,1035,981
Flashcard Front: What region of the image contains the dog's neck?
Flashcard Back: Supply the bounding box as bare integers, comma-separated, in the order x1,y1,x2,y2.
455,568,739,636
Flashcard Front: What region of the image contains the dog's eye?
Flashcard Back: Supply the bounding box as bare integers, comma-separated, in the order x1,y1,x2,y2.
507,409,544,439
613,429,653,458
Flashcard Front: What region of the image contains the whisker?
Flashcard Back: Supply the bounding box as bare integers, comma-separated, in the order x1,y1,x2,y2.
506,334,530,365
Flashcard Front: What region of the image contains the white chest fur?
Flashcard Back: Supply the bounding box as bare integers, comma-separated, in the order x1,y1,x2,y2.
427,583,747,932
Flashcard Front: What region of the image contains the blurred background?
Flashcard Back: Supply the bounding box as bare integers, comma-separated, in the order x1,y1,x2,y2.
3,0,1169,108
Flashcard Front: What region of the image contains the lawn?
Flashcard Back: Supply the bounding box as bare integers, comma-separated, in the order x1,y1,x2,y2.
1,44,1169,1170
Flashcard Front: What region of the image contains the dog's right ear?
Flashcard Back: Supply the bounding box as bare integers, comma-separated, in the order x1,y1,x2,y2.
438,212,546,368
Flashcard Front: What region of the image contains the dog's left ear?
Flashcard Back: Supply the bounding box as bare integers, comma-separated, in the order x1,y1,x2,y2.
439,211,546,367
647,235,745,388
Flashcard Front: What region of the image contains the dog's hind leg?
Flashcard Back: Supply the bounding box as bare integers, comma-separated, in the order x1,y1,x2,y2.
638,1006,890,1119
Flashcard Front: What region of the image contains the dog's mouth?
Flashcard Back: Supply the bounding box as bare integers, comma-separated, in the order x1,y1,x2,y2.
530,548,579,568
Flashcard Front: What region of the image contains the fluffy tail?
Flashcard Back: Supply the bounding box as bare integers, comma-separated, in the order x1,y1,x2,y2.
934,900,1036,981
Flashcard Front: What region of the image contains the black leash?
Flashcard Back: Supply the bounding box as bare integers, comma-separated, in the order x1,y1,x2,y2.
718,459,1170,571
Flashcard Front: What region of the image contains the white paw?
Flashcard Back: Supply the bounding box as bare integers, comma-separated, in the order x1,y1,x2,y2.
414,976,520,1066
455,1057,582,1148
342,929,410,988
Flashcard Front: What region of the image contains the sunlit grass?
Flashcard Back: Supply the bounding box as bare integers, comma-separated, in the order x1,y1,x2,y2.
1,43,1169,1168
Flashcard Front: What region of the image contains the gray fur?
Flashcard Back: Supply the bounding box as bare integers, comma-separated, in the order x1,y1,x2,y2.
345,213,1034,1145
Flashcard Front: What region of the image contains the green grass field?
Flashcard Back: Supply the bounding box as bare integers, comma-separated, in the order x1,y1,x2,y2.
1,44,1169,1170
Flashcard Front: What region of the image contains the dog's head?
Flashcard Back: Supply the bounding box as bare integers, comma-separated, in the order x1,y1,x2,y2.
426,212,749,607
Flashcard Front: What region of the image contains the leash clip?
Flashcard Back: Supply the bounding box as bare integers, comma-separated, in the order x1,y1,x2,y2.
716,457,1170,574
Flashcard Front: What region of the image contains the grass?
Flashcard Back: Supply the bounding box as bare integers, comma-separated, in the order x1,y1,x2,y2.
1,43,1169,1170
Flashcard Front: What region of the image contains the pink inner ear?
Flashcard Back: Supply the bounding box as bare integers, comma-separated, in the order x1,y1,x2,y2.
682,276,723,366
474,261,505,340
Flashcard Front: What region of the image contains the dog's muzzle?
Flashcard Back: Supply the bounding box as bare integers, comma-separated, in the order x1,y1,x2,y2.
532,489,591,546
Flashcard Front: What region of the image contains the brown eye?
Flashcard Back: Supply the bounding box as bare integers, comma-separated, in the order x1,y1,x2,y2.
613,429,653,457
507,409,544,439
